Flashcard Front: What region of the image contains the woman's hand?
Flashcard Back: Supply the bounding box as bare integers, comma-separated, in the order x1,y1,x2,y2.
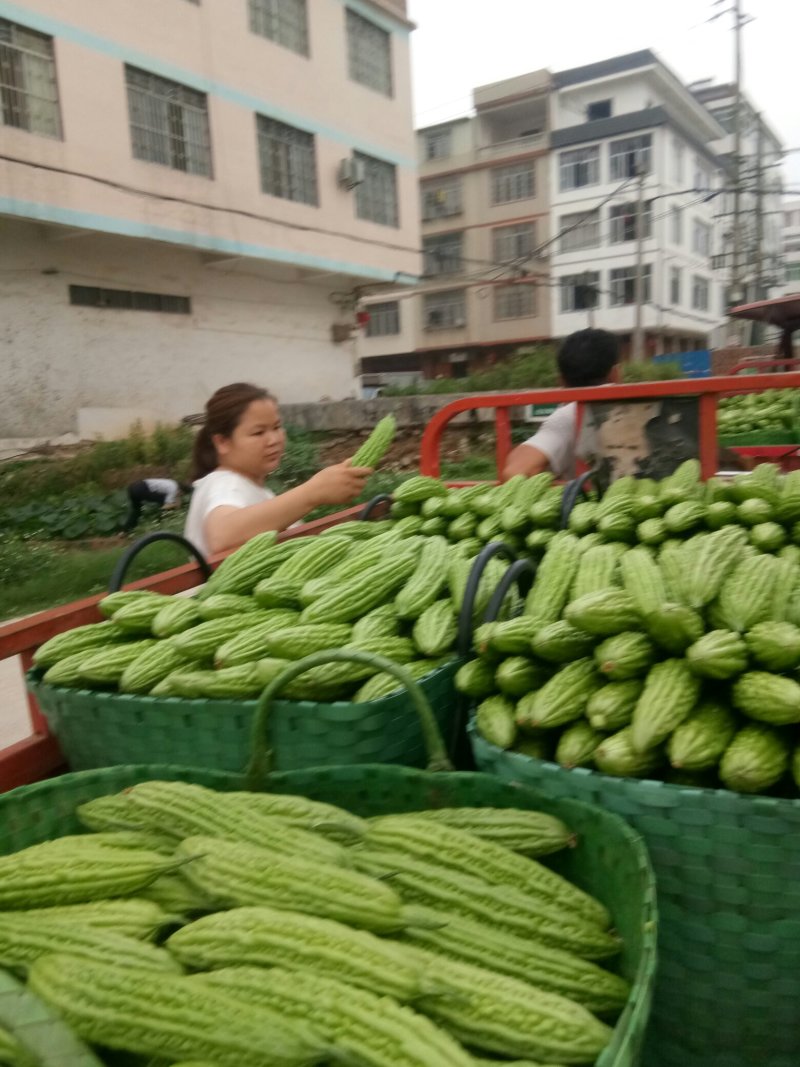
306,460,373,506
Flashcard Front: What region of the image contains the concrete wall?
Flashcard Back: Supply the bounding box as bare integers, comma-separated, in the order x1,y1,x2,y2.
0,219,360,437
280,392,533,431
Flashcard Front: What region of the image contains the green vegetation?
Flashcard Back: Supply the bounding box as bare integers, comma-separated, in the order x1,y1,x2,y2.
382,345,682,396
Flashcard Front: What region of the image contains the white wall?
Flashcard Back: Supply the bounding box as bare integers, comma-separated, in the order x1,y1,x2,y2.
0,220,358,437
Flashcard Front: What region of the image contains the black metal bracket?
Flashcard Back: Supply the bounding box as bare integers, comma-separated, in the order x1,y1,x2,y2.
359,493,393,521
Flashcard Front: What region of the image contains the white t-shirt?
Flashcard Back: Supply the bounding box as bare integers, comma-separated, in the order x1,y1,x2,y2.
144,478,179,505
184,469,274,558
522,403,579,480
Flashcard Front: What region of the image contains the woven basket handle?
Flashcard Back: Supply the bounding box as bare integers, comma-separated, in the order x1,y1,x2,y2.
108,531,210,592
456,540,517,657
483,557,537,623
245,650,453,789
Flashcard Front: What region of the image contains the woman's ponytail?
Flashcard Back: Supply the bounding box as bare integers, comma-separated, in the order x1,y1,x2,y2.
189,382,273,483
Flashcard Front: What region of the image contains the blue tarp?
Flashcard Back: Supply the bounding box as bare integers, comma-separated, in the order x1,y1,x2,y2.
653,350,711,378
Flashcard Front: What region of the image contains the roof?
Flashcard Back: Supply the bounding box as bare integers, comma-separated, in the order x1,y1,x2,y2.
553,50,656,88
729,294,800,331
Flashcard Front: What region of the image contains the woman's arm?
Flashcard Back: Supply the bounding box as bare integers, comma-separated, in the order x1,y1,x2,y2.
204,461,371,555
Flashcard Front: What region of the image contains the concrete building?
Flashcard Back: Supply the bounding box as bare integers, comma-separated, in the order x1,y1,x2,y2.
359,69,551,389
0,0,419,439
549,50,726,358
779,198,800,297
691,81,784,309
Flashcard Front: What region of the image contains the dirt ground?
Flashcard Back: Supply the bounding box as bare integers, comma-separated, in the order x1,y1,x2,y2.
317,426,497,470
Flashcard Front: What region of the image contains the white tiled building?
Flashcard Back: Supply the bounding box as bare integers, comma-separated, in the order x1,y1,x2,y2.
778,199,800,298
549,50,727,358
0,0,419,438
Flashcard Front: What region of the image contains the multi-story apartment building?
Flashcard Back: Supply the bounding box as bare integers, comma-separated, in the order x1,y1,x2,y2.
777,199,800,297
549,51,726,357
691,81,784,307
359,70,551,388
0,0,418,438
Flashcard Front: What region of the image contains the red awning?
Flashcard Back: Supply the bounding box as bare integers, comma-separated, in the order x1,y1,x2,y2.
729,294,800,332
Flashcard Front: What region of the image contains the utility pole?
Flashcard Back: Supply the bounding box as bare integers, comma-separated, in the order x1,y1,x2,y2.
632,161,646,363
729,0,745,341
752,112,765,344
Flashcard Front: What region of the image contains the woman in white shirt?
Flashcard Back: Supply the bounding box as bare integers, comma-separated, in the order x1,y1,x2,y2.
184,383,372,557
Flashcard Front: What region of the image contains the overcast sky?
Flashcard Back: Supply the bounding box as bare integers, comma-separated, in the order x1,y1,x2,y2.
407,0,800,192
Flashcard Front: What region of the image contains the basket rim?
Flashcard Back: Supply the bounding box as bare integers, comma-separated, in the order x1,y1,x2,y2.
26,659,459,713
469,720,800,813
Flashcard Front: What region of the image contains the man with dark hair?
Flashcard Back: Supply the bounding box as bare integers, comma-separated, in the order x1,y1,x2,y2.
502,328,620,480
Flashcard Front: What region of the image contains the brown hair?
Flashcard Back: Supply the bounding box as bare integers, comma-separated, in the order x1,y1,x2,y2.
190,382,275,481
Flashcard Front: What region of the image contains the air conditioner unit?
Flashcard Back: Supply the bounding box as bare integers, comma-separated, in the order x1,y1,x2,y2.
338,157,366,190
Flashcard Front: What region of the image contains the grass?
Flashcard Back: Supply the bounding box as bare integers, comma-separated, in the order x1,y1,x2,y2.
0,536,198,622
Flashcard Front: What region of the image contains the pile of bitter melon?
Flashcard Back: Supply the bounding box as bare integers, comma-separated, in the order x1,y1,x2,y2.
463,461,800,796
33,516,512,703
0,780,628,1066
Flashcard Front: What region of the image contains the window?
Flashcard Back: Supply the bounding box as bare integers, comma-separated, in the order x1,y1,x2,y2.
354,151,397,226
346,8,392,96
560,272,600,312
365,300,399,337
494,282,536,320
559,210,600,252
69,285,190,314
125,66,212,176
493,222,536,262
609,201,652,244
0,18,60,137
671,205,683,245
670,266,682,305
692,219,712,257
693,157,711,191
692,275,710,311
256,115,317,205
587,99,612,121
672,137,684,183
609,264,652,306
786,263,800,282
423,232,463,276
709,105,736,135
423,127,451,161
609,134,651,180
559,146,600,191
424,289,466,329
248,0,308,55
491,161,535,204
421,175,462,219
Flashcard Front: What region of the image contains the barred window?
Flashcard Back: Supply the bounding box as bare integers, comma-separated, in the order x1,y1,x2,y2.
257,115,317,205
423,232,463,276
125,66,212,177
248,0,308,56
494,283,536,320
692,275,710,311
0,18,60,138
609,264,652,306
423,127,451,161
424,289,466,330
692,219,712,257
365,301,400,337
670,267,682,305
559,211,600,253
493,222,536,262
559,146,599,191
354,151,398,227
491,161,535,204
421,175,462,220
609,201,652,244
560,273,600,313
69,285,191,314
609,133,651,180
346,8,392,97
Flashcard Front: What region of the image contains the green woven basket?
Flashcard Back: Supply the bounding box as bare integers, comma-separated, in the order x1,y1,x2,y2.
27,659,459,773
470,725,800,1067
2,653,657,1067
